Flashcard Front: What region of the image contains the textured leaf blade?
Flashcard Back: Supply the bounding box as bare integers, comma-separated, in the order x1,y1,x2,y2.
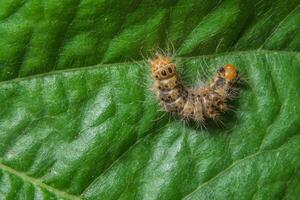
0,0,299,80
0,51,300,199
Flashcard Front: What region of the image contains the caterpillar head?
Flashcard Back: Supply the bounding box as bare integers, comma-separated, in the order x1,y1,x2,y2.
218,64,239,83
149,54,176,80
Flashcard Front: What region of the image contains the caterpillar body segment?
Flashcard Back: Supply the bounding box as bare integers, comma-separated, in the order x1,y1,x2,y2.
149,54,240,124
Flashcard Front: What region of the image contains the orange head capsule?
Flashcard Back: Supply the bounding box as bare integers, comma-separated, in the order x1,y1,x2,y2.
219,64,238,81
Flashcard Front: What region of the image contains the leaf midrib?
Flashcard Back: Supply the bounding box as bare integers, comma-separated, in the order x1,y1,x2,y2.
1,50,299,86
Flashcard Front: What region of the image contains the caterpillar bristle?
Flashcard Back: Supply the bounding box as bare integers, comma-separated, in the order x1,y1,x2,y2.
149,53,241,126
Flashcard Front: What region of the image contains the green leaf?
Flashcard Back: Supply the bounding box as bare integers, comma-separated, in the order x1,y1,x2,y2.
0,0,300,200
1,51,300,199
0,0,299,80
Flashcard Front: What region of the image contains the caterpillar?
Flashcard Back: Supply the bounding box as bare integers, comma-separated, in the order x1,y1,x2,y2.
149,53,240,124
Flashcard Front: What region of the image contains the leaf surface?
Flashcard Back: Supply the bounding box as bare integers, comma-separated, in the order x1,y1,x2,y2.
0,51,300,199
0,0,299,80
0,0,300,199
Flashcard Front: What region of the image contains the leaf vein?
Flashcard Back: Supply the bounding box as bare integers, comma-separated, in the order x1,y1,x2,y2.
182,148,282,199
0,162,81,200
260,3,300,49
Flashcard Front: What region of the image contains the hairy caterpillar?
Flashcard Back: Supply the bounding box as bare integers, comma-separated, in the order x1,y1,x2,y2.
149,53,240,124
